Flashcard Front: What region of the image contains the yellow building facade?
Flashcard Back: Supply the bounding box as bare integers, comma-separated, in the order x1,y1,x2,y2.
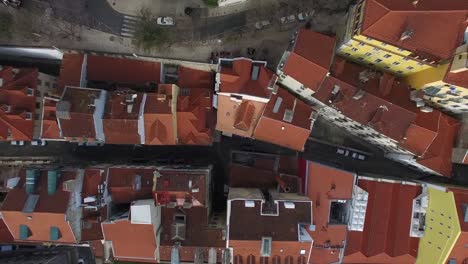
337,1,441,76
415,186,461,264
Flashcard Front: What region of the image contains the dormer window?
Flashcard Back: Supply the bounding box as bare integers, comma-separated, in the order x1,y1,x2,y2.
25,112,32,120
26,88,34,96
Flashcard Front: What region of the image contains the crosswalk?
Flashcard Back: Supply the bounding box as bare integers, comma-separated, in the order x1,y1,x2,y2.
120,15,140,38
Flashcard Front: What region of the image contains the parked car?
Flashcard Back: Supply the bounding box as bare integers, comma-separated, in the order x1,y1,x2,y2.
156,16,175,26
2,0,21,8
31,140,47,146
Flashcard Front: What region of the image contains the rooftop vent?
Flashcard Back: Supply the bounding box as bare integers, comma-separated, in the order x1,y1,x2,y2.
260,237,272,257
25,169,38,194
251,65,261,81
400,29,415,41
49,226,61,241
272,97,283,114
331,85,340,95
22,194,39,213
245,200,255,208
125,93,137,103
47,170,59,196
171,214,187,241
283,109,294,123
19,225,31,240
353,89,366,100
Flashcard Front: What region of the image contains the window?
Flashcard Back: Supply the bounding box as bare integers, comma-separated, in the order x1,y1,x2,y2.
366,37,372,41
365,52,372,56
351,47,358,52
26,88,34,96
384,66,390,69
397,48,405,52
344,52,351,56
358,42,365,46
45,81,50,87
261,237,272,256
374,59,382,63
383,54,392,58
358,57,364,61
397,70,403,74
37,79,42,85
392,61,400,65
373,47,380,51
368,63,374,66
403,57,410,61
35,102,40,109
25,112,32,120
247,255,256,264
407,66,414,70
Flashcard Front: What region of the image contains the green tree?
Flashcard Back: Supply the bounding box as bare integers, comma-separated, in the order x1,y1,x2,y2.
0,12,13,38
203,0,218,7
134,8,170,50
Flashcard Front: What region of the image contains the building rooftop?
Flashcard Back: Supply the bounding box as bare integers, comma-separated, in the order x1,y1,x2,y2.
177,66,213,89
254,87,313,151
153,167,210,207
344,178,421,264
40,97,63,140
360,0,468,61
1,168,82,244
58,86,105,140
143,87,176,145
86,55,161,85
281,29,336,92
315,58,459,176
218,58,274,98
0,67,38,141
103,91,144,145
57,54,84,95
306,162,355,264
107,166,154,204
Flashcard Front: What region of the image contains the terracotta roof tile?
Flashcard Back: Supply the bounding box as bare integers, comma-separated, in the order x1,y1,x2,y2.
177,66,213,89
40,97,63,140
102,219,156,262
107,167,154,204
219,58,274,98
0,169,81,244
0,67,38,141
343,179,421,263
57,54,84,95
361,0,468,60
234,100,255,131
0,219,13,244
254,87,313,151
103,91,144,144
282,29,336,92
86,55,161,85
306,161,354,261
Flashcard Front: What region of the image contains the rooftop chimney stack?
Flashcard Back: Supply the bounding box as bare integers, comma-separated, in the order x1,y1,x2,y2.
400,29,415,41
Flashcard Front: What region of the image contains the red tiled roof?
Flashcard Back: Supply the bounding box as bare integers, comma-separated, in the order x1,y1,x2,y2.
103,91,143,144
153,168,209,207
58,87,103,140
229,240,312,264
107,167,154,204
102,219,156,262
283,29,335,92
343,179,421,263
1,169,80,244
234,100,255,131
176,87,213,145
144,85,176,145
254,87,313,151
315,58,458,176
57,54,84,95
219,58,273,98
0,67,38,141
81,206,106,241
82,168,104,198
0,219,13,244
86,55,161,85
360,0,468,61
306,162,354,263
40,97,63,140
177,66,213,89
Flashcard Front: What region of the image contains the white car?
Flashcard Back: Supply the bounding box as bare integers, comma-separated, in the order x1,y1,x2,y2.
156,16,175,26
31,140,46,146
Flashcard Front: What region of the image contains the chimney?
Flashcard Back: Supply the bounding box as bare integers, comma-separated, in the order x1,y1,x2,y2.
400,29,415,41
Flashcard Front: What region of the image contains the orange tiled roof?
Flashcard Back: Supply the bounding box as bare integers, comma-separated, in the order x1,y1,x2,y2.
282,29,335,92
107,167,154,204
306,162,354,263
219,58,274,98
103,91,144,145
1,169,80,244
144,91,176,145
315,58,459,176
102,219,157,262
86,55,161,85
343,179,421,264
176,87,213,145
254,87,313,151
0,67,38,141
57,54,84,95
58,87,104,140
360,0,468,61
40,97,63,140
177,66,213,89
